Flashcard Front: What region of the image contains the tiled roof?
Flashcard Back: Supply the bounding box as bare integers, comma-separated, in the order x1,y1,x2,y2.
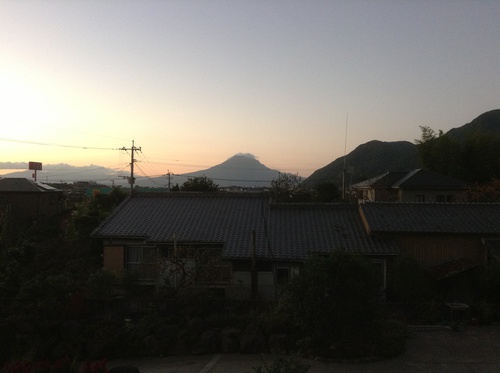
0,178,61,192
360,202,500,234
393,169,467,189
92,194,398,260
92,193,270,260
352,169,467,189
267,204,399,259
352,171,408,189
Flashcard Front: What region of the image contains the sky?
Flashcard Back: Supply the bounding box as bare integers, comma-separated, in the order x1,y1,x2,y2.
1,0,499,179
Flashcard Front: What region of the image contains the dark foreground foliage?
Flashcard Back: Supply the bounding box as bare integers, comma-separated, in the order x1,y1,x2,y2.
250,357,311,373
277,252,406,359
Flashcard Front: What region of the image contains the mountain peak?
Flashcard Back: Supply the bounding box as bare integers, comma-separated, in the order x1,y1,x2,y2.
175,153,279,187
231,153,257,160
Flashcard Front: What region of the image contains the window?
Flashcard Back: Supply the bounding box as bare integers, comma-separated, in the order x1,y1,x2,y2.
415,195,425,202
437,195,455,203
371,260,386,297
126,246,158,282
276,267,290,286
165,244,230,285
127,244,231,286
196,248,231,284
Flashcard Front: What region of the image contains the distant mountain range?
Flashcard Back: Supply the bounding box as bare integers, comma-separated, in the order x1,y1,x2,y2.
0,164,125,186
303,109,500,187
1,109,498,189
0,154,281,189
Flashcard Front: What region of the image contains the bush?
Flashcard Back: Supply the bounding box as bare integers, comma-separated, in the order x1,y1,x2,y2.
388,256,435,302
86,269,117,300
371,320,408,358
250,357,310,373
279,252,391,359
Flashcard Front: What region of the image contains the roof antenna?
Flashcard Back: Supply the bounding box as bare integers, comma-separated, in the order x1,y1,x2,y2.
342,113,348,201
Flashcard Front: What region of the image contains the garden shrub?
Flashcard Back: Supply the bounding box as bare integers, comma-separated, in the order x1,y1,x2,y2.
250,356,310,373
388,256,435,302
279,252,400,359
86,269,117,300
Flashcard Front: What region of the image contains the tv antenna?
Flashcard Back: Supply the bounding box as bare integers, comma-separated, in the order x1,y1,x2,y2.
342,113,348,201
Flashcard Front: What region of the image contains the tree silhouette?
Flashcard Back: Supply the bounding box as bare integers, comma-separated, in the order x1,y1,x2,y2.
180,176,219,192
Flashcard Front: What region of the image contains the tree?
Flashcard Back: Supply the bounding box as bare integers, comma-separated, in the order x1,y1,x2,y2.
415,126,463,177
460,133,500,183
271,173,302,202
466,178,500,202
312,182,341,202
279,252,386,358
72,187,127,240
180,176,219,192
415,126,500,183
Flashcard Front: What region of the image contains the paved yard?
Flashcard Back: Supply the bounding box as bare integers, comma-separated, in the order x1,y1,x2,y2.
108,325,500,373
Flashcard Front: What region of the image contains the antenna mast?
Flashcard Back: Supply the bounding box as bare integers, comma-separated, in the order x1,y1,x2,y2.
342,113,348,201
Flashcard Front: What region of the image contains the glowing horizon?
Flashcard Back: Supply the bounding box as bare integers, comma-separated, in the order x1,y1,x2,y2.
1,1,498,178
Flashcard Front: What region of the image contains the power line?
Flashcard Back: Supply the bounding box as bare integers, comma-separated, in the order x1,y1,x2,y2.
0,137,119,150
2,119,129,142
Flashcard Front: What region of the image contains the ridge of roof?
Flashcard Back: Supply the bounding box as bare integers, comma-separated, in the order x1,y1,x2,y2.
0,178,62,192
269,202,356,210
352,169,467,190
391,169,421,187
130,191,271,199
351,172,390,188
392,169,467,188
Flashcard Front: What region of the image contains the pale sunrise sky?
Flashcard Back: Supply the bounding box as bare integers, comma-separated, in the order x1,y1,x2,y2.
1,0,499,178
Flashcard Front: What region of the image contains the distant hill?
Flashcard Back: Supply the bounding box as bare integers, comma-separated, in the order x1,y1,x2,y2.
166,153,281,188
0,154,283,189
2,154,280,188
303,109,500,188
302,140,419,188
427,109,500,183
3,110,498,189
444,109,500,143
0,164,125,185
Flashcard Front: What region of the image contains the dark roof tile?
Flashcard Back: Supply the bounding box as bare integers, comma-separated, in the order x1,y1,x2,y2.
360,202,500,234
92,194,398,261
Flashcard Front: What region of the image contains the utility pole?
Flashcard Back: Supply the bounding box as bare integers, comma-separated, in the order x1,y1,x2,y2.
164,171,173,191
120,140,141,194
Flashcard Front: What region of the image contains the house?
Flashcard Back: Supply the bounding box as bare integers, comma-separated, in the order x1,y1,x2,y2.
91,193,398,300
359,202,500,300
0,178,64,223
352,169,468,203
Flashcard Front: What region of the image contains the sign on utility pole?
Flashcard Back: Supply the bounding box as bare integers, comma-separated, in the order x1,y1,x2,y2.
29,161,42,182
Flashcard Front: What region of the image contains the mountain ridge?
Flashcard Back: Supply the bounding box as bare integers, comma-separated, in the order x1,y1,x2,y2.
1,109,498,188
166,153,281,188
302,140,419,187
303,108,500,187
